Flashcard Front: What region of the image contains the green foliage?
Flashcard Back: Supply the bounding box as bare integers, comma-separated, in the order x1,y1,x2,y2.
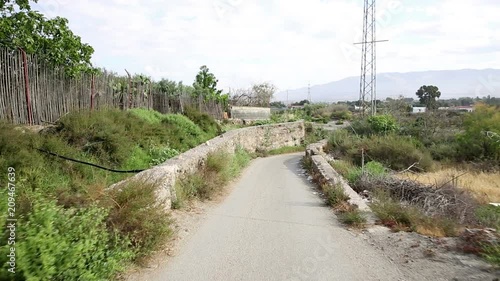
416,85,441,110
129,108,165,124
371,190,458,236
367,114,398,134
328,131,434,172
456,104,500,161
475,205,500,230
267,146,304,155
106,181,172,258
174,147,252,205
481,244,500,266
0,0,95,76
358,135,434,172
0,197,133,280
370,190,415,229
329,160,356,179
0,108,221,279
304,122,328,145
349,118,374,136
148,145,180,166
161,114,211,151
326,184,350,207
270,101,286,108
183,106,222,137
338,209,367,227
331,160,386,185
193,65,224,101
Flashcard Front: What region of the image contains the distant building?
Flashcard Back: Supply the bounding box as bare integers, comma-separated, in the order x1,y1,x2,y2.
438,106,474,112
412,107,427,113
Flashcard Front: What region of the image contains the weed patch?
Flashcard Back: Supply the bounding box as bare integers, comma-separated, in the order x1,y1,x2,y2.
370,190,459,237
268,146,304,155
174,147,252,206
338,209,367,228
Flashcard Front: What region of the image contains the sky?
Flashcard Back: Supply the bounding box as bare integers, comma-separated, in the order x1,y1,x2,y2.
34,0,500,93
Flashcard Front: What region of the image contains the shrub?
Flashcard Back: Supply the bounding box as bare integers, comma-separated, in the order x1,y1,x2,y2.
355,135,434,172
428,142,459,161
161,114,209,151
105,181,172,258
476,205,500,230
326,129,359,157
183,106,222,138
148,144,180,166
330,110,352,121
175,148,252,204
370,190,414,230
129,108,165,124
304,123,328,145
370,190,459,237
326,184,350,207
456,103,500,161
329,160,356,179
338,209,367,227
367,114,398,134
0,197,133,280
349,118,374,136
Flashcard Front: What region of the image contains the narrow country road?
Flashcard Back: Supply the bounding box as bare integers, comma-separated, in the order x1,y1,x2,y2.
142,154,405,281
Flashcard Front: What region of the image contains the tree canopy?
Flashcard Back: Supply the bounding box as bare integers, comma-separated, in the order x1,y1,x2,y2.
416,85,441,110
0,0,95,76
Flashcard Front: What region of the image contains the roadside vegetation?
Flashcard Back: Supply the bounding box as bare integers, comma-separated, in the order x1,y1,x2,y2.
0,108,222,280
325,102,500,265
173,147,252,208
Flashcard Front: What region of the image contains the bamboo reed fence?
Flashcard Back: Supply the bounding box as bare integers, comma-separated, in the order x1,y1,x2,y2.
0,47,223,125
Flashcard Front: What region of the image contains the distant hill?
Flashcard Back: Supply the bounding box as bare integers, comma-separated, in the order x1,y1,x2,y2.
275,69,500,103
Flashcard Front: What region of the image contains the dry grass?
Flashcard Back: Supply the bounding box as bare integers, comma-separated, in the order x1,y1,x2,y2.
396,168,500,204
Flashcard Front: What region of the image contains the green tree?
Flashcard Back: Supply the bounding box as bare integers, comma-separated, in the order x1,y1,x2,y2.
193,65,223,100
292,99,310,106
457,103,500,161
0,0,95,76
416,85,441,110
270,101,286,108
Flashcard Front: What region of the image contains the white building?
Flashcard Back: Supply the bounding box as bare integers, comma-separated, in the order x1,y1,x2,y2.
412,107,427,113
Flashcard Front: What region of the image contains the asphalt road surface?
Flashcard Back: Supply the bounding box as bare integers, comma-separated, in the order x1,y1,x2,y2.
144,154,405,281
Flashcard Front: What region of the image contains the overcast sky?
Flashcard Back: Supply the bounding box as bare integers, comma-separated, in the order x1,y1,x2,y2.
34,0,500,92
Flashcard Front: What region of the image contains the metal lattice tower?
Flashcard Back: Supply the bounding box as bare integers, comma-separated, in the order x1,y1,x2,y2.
355,0,387,116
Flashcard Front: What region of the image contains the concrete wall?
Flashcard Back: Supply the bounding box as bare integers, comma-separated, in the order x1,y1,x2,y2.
231,106,271,120
305,140,371,213
111,121,305,209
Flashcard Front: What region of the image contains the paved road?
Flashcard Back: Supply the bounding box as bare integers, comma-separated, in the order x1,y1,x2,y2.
144,154,404,281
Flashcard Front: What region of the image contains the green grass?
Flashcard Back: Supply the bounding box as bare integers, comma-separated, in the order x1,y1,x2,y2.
370,190,458,237
268,146,304,155
325,184,350,207
0,108,220,280
173,147,252,207
338,209,367,228
475,205,500,230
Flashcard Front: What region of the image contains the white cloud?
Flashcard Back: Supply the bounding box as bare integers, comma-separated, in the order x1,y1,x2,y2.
35,0,500,91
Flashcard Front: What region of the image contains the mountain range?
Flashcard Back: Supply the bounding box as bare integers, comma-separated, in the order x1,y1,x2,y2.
274,69,500,103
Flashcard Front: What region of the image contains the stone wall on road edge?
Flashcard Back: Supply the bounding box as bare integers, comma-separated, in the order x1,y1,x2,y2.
110,121,305,209
305,140,372,213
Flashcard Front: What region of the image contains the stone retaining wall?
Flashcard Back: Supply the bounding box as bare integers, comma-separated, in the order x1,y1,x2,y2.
305,141,371,212
111,121,305,209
